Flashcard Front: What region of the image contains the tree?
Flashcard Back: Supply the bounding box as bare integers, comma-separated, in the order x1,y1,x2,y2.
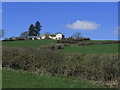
72,32,81,39
10,36,16,40
44,32,51,38
28,21,42,36
28,24,35,36
0,29,4,39
20,31,29,38
35,21,42,36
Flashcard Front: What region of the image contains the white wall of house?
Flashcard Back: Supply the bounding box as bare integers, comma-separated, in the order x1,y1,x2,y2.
49,36,56,39
49,36,53,39
52,37,57,39
41,36,46,39
40,33,64,40
56,33,63,40
29,36,40,40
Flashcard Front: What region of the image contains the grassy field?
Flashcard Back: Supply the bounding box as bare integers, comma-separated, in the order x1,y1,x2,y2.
2,40,118,54
59,44,118,54
2,68,104,88
2,39,57,48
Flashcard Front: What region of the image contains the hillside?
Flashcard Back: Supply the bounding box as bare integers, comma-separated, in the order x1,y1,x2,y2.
2,40,119,88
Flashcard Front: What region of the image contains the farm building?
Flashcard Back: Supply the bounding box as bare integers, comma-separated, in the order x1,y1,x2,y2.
28,32,64,40
29,36,41,40
40,32,64,40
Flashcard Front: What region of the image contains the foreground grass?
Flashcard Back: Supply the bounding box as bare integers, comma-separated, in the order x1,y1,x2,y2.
2,69,104,88
59,44,118,54
2,39,57,48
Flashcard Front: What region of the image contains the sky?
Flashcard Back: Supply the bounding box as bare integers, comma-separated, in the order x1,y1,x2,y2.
2,2,118,40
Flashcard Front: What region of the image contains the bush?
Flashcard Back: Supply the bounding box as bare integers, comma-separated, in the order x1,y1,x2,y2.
57,38,91,44
2,38,15,41
2,47,64,73
40,44,64,51
57,40,78,44
76,41,120,46
76,42,96,46
16,37,26,40
10,36,16,40
81,38,90,40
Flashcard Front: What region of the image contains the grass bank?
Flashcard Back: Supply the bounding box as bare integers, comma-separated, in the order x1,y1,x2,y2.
2,68,104,88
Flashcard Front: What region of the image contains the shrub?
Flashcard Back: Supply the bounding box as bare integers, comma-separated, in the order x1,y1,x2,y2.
81,38,90,40
40,44,64,51
57,38,91,44
57,40,78,44
62,43,71,47
16,37,26,40
2,38,15,41
2,47,64,73
76,42,96,46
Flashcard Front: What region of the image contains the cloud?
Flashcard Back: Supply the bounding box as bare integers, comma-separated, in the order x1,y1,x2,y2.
66,20,100,30
114,26,120,34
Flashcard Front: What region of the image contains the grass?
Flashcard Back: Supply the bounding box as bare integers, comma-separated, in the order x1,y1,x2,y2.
2,40,118,54
59,44,118,54
2,68,104,88
2,39,57,48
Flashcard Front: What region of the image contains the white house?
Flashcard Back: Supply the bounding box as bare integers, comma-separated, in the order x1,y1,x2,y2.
56,33,64,40
48,33,64,40
29,32,64,40
40,35,46,39
29,36,41,40
40,32,64,40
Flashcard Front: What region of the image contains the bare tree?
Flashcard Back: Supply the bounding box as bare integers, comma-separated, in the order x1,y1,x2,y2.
72,32,81,39
0,29,4,39
20,31,29,38
44,32,51,39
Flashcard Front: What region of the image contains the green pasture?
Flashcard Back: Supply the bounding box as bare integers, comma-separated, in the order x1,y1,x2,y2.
2,40,119,54
59,44,118,54
2,69,104,88
2,40,57,48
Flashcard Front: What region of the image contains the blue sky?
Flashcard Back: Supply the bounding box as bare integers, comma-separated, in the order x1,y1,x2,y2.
2,2,118,40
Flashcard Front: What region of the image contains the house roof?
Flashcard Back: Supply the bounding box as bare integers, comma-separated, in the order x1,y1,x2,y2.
50,34,56,37
40,32,65,37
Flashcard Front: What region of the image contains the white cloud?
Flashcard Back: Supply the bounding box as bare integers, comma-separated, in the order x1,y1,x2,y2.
114,26,120,34
66,20,100,30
